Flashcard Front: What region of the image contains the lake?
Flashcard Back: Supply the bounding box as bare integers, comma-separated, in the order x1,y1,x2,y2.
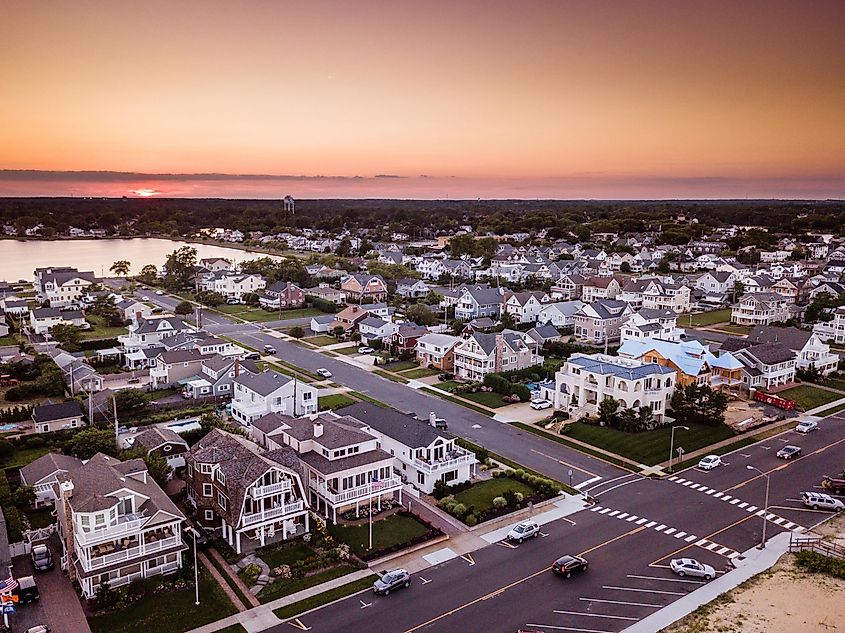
0,238,281,282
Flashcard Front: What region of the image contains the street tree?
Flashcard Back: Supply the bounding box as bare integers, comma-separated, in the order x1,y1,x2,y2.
405,303,438,326
138,264,158,284
66,428,118,459
163,246,198,290
49,323,82,348
109,260,131,277
174,300,194,316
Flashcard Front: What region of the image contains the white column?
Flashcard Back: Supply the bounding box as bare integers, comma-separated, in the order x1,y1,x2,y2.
282,521,287,540
236,531,241,554
305,512,310,533
260,525,265,546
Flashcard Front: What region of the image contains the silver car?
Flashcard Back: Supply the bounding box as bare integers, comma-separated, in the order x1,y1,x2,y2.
670,558,715,579
507,520,540,543
373,569,411,596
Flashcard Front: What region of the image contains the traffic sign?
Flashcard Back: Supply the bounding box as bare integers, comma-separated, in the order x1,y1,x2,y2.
2,604,15,615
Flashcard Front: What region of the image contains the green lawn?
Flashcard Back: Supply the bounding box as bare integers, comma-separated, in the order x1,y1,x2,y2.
216,305,321,322
821,378,845,392
0,446,53,470
420,387,494,417
273,575,375,620
25,506,55,529
257,542,317,569
816,401,845,417
81,315,128,341
327,514,431,559
304,335,338,346
461,391,508,409
564,422,738,466
400,368,440,379
454,478,533,513
87,569,237,633
777,385,841,411
384,361,418,372
334,345,361,355
0,334,22,347
688,309,732,327
319,394,358,411
258,565,359,604
717,324,752,335
435,380,462,392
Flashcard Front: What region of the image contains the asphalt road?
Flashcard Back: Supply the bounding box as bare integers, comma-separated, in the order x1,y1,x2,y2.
265,413,845,633
123,282,624,486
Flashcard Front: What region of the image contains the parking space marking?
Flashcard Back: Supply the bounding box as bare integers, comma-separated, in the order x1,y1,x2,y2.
460,553,475,566
288,619,312,631
602,585,685,596
553,610,639,621
525,624,614,633
419,576,432,584
496,540,518,549
580,597,661,608
360,599,371,609
626,574,705,585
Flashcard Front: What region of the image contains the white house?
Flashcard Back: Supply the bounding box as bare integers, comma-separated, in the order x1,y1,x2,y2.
338,402,477,494
554,353,676,423
29,308,87,335
34,266,96,308
743,326,838,376
730,293,791,326
536,300,585,329
619,308,684,344
454,331,542,382
501,291,549,324
231,370,318,426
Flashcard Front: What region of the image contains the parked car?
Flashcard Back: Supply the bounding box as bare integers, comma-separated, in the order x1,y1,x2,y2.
698,455,723,470
12,575,39,605
438,372,454,381
155,290,164,296
316,368,333,379
25,627,50,633
777,445,802,459
373,569,411,595
507,520,540,543
226,298,241,305
530,399,553,410
801,491,845,511
821,475,845,495
244,352,261,360
263,345,277,355
358,346,374,354
795,420,818,434
151,307,164,314
670,558,715,579
551,555,588,578
31,544,53,572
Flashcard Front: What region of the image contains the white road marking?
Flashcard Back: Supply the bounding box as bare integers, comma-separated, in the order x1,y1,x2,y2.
553,611,639,621
617,513,629,520
716,547,732,555
626,574,705,584
574,476,604,490
419,577,432,584
602,585,685,596
608,510,620,517
714,492,725,498
625,515,639,522
645,521,657,528
636,518,648,525
663,527,677,535
737,502,748,508
705,543,720,551
747,505,758,512
685,535,698,542
579,597,662,608
654,524,667,532
674,531,686,539
599,508,612,514
359,599,371,609
525,625,613,633
730,499,740,505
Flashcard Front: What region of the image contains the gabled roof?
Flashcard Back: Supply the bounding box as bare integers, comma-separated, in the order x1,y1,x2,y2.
233,369,292,396
20,453,83,485
133,426,189,452
744,326,812,353
33,400,82,423
338,402,451,449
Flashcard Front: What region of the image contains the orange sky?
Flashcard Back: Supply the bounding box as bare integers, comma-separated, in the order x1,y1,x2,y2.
1,0,844,197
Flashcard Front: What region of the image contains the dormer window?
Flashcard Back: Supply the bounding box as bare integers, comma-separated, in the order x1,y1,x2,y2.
199,463,212,475
216,470,226,485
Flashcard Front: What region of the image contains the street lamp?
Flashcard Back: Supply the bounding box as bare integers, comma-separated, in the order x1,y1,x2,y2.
187,527,200,605
668,425,690,473
746,465,771,549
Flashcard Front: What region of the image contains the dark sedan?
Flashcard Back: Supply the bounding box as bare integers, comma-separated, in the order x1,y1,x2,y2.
551,554,588,578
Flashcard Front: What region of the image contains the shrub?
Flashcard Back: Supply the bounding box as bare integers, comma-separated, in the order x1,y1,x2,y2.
492,496,507,509
289,325,305,339
432,479,451,500
464,514,478,527
451,503,467,518
514,492,524,503
794,551,845,578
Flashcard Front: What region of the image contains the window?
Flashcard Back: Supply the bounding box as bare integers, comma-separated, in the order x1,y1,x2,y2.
417,471,425,485
199,463,212,475
202,483,213,497
204,510,215,521
217,493,227,510
303,391,312,401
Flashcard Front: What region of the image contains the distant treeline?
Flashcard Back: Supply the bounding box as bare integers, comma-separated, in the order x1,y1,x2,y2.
0,198,843,242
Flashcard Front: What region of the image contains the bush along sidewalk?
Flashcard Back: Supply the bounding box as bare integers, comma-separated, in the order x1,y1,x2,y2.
434,469,561,526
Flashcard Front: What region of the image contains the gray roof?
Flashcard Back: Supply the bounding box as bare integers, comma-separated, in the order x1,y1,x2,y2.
20,452,83,485
359,316,388,328
298,447,393,475
338,402,450,449
135,316,188,335
282,414,372,449
462,285,503,305
33,400,83,423
636,308,678,320
737,342,796,365
567,355,675,379
527,324,560,342
745,326,811,352
133,426,189,452
233,369,292,396
158,349,206,364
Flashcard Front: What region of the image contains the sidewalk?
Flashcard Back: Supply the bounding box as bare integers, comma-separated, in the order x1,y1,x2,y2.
188,493,587,633
621,531,792,633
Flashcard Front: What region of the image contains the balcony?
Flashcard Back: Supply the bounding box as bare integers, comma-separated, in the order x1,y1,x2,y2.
83,535,182,571
75,513,149,546
311,476,402,506
412,450,476,474
242,500,305,527
250,480,292,498
232,399,268,420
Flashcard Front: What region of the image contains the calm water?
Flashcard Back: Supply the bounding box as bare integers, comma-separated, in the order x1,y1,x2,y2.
0,238,281,282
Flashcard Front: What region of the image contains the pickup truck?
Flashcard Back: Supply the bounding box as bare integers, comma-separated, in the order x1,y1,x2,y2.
821,473,845,495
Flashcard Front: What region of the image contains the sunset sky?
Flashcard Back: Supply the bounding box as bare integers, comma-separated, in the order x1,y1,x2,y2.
1,0,844,199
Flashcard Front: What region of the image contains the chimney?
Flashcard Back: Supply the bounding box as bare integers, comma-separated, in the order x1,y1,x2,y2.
135,310,141,322
429,412,436,426
313,421,324,438
59,480,76,582
234,359,240,377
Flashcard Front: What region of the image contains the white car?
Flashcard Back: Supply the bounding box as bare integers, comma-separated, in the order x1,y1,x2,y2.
358,346,374,354
155,290,164,296
801,491,844,511
670,558,715,580
795,420,818,434
316,368,333,379
698,455,723,470
530,399,553,410
507,520,540,543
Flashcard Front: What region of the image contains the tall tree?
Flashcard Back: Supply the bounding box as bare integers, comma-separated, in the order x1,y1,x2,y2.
109,260,131,277
138,264,158,284
163,246,198,290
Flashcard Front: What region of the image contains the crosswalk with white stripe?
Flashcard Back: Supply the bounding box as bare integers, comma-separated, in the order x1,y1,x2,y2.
589,504,741,559
667,476,806,533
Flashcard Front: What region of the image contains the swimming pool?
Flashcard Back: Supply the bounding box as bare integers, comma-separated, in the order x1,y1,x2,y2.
0,424,19,432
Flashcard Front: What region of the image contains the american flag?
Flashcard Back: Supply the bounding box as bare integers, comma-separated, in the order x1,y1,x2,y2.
0,575,17,594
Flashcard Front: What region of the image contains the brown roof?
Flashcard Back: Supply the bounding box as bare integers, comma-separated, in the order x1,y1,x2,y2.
298,447,394,475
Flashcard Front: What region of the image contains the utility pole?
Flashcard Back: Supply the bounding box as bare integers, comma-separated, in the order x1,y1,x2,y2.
113,395,119,451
